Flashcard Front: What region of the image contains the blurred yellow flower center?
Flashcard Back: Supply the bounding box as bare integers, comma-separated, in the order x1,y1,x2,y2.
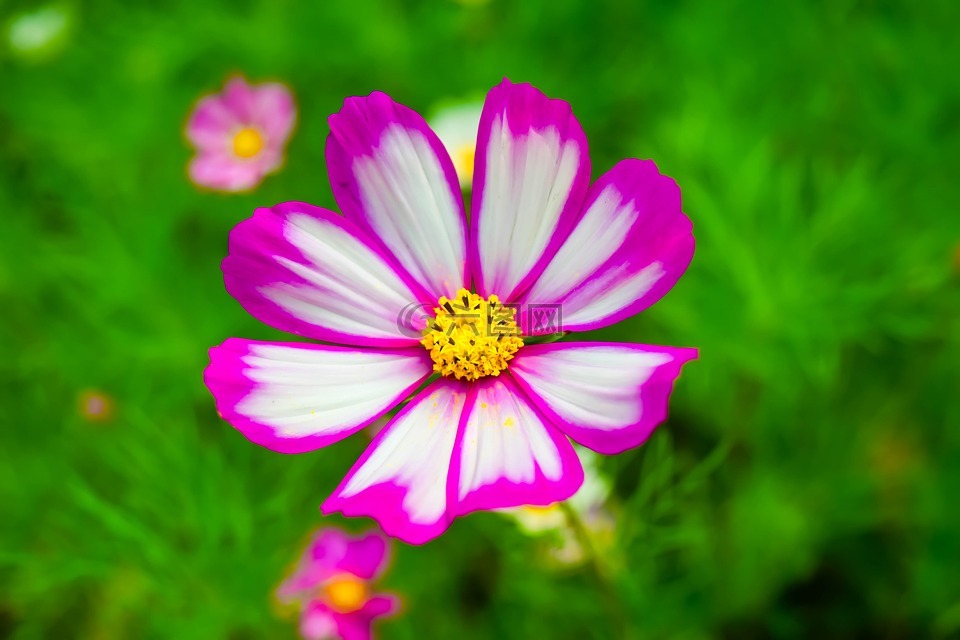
232,127,264,158
422,288,523,381
321,575,368,613
521,504,560,515
454,143,476,181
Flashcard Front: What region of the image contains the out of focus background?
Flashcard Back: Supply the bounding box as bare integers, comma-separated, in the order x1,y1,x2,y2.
2,0,959,638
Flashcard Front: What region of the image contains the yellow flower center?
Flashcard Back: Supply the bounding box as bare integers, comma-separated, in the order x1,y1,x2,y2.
232,127,264,159
521,504,560,515
321,575,368,613
421,288,523,381
454,143,476,183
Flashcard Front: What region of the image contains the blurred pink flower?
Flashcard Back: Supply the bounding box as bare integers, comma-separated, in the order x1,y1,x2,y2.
277,528,399,640
185,76,296,192
77,389,114,423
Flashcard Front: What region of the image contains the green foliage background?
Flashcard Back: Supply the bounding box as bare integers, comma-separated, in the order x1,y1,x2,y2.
2,0,959,638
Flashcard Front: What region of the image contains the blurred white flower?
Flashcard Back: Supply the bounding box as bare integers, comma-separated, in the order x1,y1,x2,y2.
503,447,615,565
429,101,483,189
6,5,71,60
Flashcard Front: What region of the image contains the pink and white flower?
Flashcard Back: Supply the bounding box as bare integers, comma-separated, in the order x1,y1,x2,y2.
204,79,697,544
277,528,399,640
185,76,296,192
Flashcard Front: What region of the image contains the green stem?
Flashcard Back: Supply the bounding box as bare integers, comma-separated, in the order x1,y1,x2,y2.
559,502,633,639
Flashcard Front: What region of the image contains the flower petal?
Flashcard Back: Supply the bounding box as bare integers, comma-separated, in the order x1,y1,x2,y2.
300,602,339,640
250,82,296,145
521,159,694,333
327,92,468,301
451,375,583,515
278,528,391,600
470,79,591,300
277,528,349,600
321,596,399,640
186,95,240,150
188,151,266,192
359,594,401,618
222,202,430,346
221,76,257,123
323,380,467,545
509,342,697,454
336,531,390,581
204,339,431,454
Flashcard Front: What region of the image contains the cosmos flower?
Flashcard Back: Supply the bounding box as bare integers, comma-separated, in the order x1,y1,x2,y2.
205,79,697,544
428,101,483,188
278,528,399,640
185,76,296,192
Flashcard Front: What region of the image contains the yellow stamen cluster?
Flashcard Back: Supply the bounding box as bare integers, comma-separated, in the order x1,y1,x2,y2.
422,288,523,381
232,127,264,159
321,575,368,613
